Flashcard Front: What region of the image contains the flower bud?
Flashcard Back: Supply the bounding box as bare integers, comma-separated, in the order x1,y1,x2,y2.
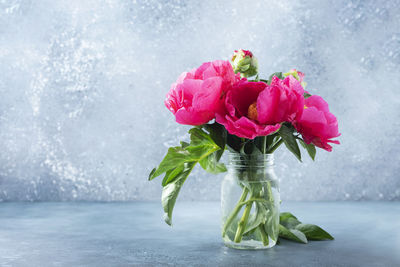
230,49,258,78
283,69,307,88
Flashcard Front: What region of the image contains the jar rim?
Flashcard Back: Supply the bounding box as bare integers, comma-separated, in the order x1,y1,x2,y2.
227,151,274,168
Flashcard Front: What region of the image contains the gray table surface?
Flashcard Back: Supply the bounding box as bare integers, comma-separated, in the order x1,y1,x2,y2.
0,201,399,267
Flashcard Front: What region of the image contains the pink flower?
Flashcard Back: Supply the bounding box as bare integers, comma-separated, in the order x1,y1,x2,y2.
284,69,307,90
256,75,305,125
215,80,282,139
295,95,340,152
165,60,239,125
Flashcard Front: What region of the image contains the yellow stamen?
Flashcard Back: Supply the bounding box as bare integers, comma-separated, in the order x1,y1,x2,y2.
248,102,258,121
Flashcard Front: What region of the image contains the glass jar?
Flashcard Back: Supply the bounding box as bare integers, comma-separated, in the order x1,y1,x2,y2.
221,152,280,249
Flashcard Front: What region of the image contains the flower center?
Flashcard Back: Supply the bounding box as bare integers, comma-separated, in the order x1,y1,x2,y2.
247,102,258,121
304,105,308,109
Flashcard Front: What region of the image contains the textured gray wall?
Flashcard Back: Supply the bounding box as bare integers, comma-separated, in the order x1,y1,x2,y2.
0,0,399,201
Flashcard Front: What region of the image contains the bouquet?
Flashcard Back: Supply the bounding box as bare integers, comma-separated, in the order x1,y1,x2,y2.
149,49,340,249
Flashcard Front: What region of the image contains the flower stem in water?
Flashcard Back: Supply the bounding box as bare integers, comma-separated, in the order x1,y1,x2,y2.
222,187,249,237
234,198,253,243
259,223,269,246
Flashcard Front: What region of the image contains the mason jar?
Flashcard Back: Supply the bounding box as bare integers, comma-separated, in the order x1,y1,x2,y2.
221,152,280,249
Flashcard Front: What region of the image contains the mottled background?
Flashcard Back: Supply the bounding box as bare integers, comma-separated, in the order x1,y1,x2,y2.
0,0,399,201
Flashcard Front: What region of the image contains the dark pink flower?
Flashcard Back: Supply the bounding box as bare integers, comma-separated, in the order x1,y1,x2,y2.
256,75,305,125
295,95,340,152
215,80,282,139
165,60,239,125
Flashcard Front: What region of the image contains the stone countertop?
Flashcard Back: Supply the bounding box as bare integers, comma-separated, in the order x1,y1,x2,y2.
0,201,399,266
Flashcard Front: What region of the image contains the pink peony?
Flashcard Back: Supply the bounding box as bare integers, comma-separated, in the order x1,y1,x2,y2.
295,95,340,152
215,80,282,139
165,60,239,125
256,75,305,125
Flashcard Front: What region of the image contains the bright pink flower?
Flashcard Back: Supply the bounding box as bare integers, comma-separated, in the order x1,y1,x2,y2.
256,75,305,125
215,80,282,139
165,60,239,125
295,95,340,152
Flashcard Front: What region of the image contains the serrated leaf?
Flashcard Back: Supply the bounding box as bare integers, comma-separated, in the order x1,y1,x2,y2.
295,223,334,240
279,224,308,244
279,125,301,162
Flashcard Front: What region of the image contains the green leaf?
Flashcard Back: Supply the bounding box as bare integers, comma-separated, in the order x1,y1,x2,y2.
298,138,316,161
265,134,277,151
259,79,269,84
199,153,227,174
162,162,196,226
279,212,334,243
203,122,227,151
199,123,228,174
149,146,192,180
280,212,301,229
148,168,156,180
162,165,184,186
152,126,226,226
279,224,308,243
304,92,312,99
226,133,242,153
279,125,301,162
264,208,279,242
188,128,215,146
180,141,190,148
295,223,334,240
280,211,298,222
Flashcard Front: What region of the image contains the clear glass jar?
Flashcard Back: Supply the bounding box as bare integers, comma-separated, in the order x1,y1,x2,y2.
221,152,280,249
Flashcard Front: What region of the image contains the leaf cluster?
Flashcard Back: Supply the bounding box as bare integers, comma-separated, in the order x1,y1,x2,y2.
279,212,334,243
149,123,227,225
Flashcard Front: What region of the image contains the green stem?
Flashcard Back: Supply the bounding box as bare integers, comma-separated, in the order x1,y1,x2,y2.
222,187,249,237
234,199,253,243
239,198,268,205
259,224,269,246
267,138,283,153
262,136,267,154
266,181,274,204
